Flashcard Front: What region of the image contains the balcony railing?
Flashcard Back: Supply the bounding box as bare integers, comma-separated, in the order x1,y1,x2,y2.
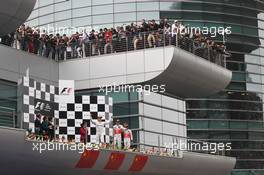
1,31,229,68
66,31,228,68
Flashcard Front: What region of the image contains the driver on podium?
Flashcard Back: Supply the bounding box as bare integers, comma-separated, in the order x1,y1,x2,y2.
113,119,124,149
123,123,133,150
91,116,111,148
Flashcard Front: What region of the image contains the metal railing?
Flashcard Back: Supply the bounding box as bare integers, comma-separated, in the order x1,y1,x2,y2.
131,130,227,157
24,127,229,159
1,30,228,68
69,31,227,68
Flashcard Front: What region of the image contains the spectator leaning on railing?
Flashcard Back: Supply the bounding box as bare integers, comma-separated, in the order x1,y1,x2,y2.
0,18,230,66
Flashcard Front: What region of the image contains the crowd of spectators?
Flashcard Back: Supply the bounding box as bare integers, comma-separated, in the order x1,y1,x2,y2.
27,114,55,141
1,18,229,65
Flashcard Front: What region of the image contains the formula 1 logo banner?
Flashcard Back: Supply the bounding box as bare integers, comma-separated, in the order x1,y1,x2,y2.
34,99,56,116
59,80,75,103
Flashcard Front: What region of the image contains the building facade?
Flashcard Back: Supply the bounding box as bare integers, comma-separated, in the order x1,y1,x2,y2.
23,0,264,174
76,89,187,150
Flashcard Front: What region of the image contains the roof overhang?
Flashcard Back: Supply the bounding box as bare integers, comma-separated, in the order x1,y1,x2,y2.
60,46,232,98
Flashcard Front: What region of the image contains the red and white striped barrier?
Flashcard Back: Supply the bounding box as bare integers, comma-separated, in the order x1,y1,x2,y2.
76,150,149,172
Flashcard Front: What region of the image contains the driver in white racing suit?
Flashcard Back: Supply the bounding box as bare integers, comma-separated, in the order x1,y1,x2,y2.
91,116,111,148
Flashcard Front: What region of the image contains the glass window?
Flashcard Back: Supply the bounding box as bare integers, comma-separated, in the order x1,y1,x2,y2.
209,131,230,139
243,27,258,37
28,10,39,20
230,132,248,139
228,24,242,34
137,2,159,11
209,120,229,129
55,10,71,21
55,1,71,11
39,0,53,7
187,120,208,129
92,14,114,25
182,2,202,11
107,92,128,103
39,6,53,16
223,4,240,14
55,0,65,3
247,83,263,92
245,54,261,65
129,92,138,101
249,132,264,140
137,12,159,22
93,0,113,5
113,102,138,116
114,3,136,13
246,64,261,74
248,121,264,129
230,121,247,129
73,16,91,27
261,48,264,57
0,80,17,109
72,0,91,8
55,20,71,30
188,131,209,139
226,82,246,91
26,19,39,27
39,14,54,25
114,0,135,3
114,12,136,23
226,62,246,71
160,2,181,11
247,74,262,84
92,5,113,15
72,7,91,18
232,72,246,81
259,20,264,29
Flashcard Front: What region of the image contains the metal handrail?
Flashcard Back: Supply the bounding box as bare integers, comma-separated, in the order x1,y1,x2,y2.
1,30,228,68
77,31,227,68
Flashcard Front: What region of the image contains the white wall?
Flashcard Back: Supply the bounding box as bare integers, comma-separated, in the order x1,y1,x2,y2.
59,47,173,90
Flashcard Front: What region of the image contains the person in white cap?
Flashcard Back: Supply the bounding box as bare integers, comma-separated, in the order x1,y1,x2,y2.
171,20,185,46
171,20,179,37
113,119,124,149
123,123,133,150
91,116,112,148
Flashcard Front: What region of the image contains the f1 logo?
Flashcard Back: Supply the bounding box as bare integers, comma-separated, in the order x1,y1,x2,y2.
60,87,73,95
35,102,45,110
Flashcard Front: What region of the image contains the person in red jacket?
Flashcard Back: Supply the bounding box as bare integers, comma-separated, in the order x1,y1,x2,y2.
104,28,113,54
80,122,88,144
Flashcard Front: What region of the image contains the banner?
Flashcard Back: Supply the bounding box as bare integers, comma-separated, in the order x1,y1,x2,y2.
34,99,56,117
59,80,75,104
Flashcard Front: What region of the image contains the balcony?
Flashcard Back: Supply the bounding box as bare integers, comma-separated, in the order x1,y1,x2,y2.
0,32,232,98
